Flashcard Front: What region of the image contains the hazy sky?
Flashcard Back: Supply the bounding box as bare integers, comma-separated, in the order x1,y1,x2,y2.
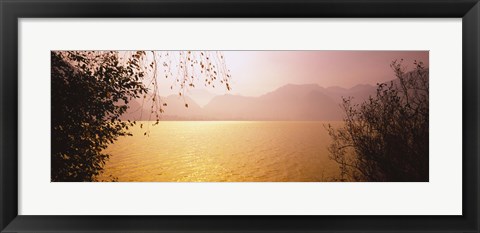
157,51,429,97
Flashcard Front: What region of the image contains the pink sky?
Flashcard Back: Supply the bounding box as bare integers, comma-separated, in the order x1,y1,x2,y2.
158,51,429,97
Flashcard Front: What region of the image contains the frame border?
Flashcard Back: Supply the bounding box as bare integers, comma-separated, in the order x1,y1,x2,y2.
1,0,479,232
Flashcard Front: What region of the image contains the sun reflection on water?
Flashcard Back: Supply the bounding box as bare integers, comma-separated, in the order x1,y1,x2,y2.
97,121,341,182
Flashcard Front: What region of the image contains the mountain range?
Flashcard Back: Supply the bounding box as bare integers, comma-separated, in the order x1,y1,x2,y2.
122,83,377,121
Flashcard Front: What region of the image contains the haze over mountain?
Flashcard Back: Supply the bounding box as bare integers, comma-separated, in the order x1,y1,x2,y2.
122,82,377,121
183,89,217,107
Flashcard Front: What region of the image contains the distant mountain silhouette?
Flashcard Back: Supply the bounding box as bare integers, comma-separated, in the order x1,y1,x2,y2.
184,89,217,107
121,94,204,121
203,83,376,120
122,83,377,121
325,84,378,103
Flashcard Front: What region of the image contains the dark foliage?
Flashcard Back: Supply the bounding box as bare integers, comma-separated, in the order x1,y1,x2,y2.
51,51,147,181
326,60,429,182
51,51,231,182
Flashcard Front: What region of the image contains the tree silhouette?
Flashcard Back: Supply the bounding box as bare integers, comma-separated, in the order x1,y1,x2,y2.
326,60,429,182
51,51,231,182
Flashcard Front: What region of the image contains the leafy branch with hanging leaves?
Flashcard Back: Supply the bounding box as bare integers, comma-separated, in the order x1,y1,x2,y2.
51,51,231,182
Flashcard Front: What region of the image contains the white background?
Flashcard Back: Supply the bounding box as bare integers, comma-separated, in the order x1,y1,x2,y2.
18,19,462,215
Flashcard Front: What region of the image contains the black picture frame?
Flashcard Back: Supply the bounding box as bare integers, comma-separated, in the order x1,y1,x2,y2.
1,0,479,232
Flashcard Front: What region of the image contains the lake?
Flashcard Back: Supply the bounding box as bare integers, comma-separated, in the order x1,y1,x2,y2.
97,121,341,182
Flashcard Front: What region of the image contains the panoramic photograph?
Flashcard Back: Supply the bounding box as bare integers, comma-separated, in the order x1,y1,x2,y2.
51,50,429,182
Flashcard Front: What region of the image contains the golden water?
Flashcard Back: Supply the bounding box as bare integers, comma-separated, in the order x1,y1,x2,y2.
97,121,341,182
